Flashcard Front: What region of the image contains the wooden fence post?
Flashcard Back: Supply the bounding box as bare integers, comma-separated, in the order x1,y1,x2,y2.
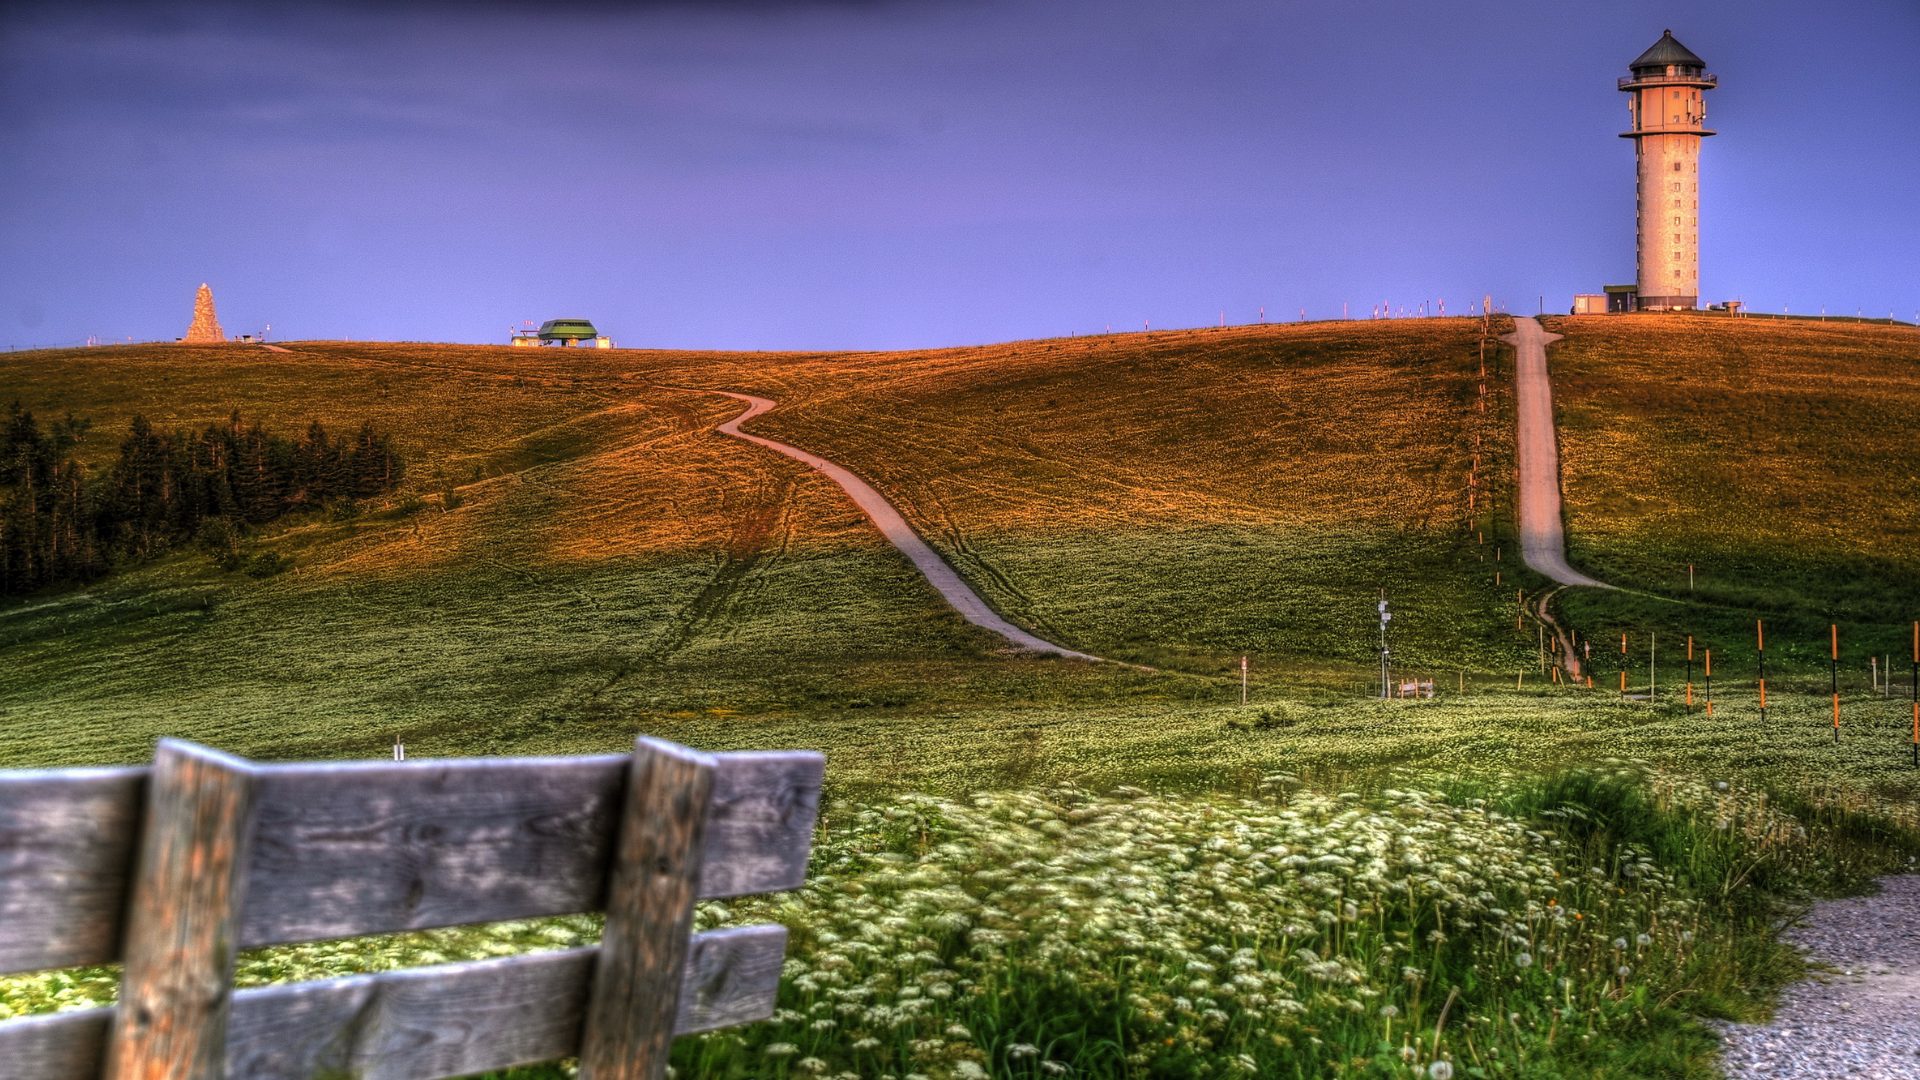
579,738,717,1080
105,740,260,1080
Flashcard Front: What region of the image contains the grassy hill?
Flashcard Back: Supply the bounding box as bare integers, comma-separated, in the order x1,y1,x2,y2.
652,319,1530,673
6,317,1920,1079
3,316,1914,794
0,319,1539,774
1541,314,1920,703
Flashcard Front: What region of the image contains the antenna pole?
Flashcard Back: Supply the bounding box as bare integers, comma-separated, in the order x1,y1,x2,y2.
1378,598,1392,699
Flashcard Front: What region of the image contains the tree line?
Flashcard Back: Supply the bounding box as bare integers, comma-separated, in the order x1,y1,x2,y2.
1,404,404,596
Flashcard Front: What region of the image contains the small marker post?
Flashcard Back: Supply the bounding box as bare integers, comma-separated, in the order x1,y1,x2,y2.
1830,624,1840,742
1620,633,1628,698
1910,621,1917,767
1685,636,1695,710
1241,655,1249,706
1757,620,1768,722
1705,648,1714,715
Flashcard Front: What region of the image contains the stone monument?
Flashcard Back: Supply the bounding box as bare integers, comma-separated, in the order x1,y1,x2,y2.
182,282,225,343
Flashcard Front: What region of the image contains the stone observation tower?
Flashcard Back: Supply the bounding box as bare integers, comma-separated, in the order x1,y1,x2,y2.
1620,30,1716,311
182,282,225,343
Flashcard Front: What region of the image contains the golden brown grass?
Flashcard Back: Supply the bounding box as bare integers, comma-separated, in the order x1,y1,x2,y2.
1543,314,1920,579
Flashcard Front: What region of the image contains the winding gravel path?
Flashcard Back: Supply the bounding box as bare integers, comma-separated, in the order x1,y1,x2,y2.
1716,875,1920,1077
1503,316,1611,589
700,390,1101,662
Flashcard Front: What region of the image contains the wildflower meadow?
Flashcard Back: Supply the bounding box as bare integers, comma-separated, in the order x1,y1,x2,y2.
6,761,1911,1078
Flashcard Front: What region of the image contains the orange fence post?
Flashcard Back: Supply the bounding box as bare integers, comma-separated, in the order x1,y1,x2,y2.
1830,624,1840,742
1757,620,1767,719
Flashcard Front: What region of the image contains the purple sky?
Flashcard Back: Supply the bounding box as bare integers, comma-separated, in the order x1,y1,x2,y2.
3,0,1916,350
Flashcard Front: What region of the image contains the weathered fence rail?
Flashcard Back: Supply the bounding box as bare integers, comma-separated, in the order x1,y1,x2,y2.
0,736,823,1079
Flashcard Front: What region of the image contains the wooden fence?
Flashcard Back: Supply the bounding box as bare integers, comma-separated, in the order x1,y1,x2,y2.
0,736,823,1079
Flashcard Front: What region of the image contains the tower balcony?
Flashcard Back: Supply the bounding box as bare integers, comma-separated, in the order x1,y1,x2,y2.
1619,71,1717,91
1620,125,1715,138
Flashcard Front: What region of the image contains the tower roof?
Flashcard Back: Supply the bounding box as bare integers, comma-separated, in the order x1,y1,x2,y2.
1629,30,1706,72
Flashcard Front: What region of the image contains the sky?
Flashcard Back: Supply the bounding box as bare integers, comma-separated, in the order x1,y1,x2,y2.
2,0,1916,351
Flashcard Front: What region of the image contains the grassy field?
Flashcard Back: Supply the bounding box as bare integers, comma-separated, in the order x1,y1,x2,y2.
1540,314,1920,700
3,317,1918,1077
0,320,1535,770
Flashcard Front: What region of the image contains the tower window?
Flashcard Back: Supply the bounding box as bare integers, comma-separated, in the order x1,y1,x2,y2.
1673,163,1683,172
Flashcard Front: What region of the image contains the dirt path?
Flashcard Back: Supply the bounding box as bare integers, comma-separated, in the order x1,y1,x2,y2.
1532,586,1585,679
1716,875,1920,1077
1503,316,1611,590
699,390,1101,662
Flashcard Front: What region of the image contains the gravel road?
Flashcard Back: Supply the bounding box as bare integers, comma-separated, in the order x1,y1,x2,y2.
1716,875,1920,1077
704,390,1101,661
1503,316,1612,589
